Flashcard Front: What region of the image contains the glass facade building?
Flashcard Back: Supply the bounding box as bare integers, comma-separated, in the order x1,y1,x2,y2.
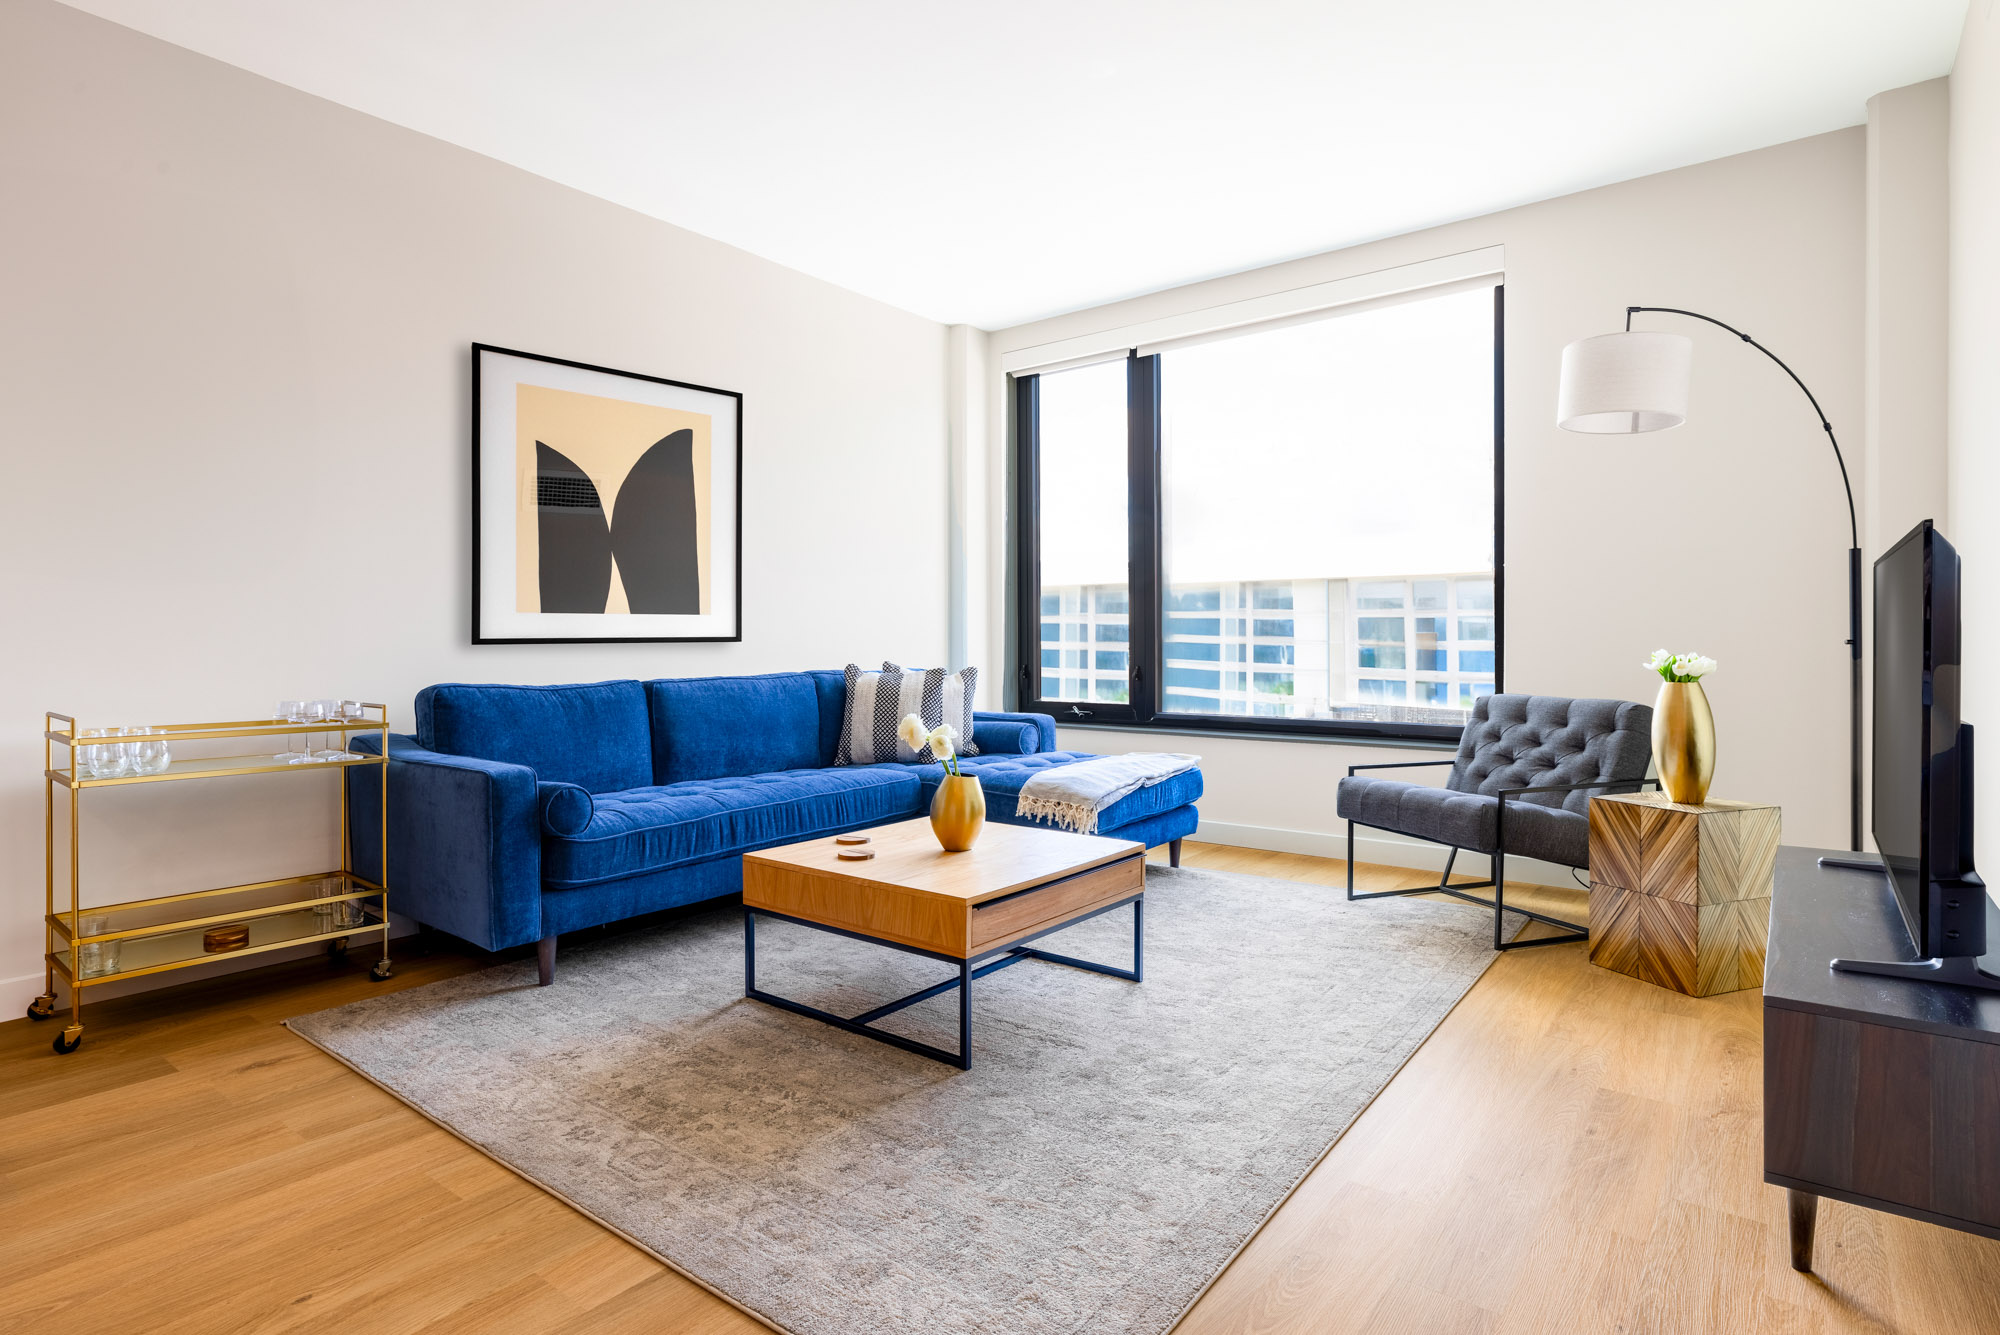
1039,573,1495,724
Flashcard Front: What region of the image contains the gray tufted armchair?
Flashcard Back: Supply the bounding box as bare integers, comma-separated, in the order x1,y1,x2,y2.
1335,694,1655,950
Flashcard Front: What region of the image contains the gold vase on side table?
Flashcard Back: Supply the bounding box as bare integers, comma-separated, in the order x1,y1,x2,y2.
1652,680,1716,805
931,774,986,851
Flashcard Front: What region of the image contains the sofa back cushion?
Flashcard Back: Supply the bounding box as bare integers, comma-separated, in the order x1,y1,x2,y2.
806,669,847,766
1446,693,1654,815
416,680,652,794
646,673,824,784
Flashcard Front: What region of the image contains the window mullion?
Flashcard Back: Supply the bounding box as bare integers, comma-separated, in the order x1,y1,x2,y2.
1127,352,1162,724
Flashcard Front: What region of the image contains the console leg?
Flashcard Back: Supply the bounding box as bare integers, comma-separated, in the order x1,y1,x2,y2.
537,933,557,987
1168,838,1183,868
1787,1189,1818,1272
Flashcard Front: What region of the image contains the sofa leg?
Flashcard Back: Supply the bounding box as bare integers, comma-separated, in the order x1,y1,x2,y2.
1168,838,1183,868
537,934,557,986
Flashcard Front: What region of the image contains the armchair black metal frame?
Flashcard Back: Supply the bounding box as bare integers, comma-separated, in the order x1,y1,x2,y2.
1344,759,1660,951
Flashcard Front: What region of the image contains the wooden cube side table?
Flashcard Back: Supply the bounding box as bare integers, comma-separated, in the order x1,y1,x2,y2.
1587,792,1781,996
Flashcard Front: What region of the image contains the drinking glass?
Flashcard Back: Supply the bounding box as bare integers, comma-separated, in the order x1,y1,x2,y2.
79,913,118,978
310,699,345,760
276,700,307,763
297,699,330,763
332,891,365,930
312,879,339,934
129,726,172,775
326,700,366,760
81,728,131,780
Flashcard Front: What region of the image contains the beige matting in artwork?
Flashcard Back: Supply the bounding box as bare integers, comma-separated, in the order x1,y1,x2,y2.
288,866,1517,1335
513,381,711,614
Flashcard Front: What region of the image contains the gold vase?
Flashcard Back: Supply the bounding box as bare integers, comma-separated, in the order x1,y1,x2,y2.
930,774,986,851
1652,680,1716,805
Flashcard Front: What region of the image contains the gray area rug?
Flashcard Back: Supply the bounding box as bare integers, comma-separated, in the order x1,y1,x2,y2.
288,866,1516,1335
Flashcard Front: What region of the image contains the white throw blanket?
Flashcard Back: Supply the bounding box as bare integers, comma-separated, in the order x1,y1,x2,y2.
1016,752,1201,835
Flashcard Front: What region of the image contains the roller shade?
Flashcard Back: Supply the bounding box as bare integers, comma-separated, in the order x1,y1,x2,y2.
1000,245,1503,377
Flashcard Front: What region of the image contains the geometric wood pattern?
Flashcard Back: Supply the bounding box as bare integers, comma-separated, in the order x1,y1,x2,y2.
1588,792,1780,996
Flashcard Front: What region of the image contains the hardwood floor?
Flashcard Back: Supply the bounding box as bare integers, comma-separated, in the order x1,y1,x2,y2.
3,844,1996,1333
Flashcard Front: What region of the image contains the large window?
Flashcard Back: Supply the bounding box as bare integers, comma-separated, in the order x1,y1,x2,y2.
1016,283,1501,741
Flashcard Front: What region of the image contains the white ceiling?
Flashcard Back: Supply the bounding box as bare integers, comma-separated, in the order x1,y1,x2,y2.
62,1,1966,329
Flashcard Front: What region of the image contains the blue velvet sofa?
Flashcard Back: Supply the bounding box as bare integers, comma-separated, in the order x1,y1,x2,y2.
346,672,1202,982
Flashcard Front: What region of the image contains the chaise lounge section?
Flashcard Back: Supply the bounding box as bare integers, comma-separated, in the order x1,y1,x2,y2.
347,671,1202,981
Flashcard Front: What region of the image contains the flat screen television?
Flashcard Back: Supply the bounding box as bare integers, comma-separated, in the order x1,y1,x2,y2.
1864,519,1983,963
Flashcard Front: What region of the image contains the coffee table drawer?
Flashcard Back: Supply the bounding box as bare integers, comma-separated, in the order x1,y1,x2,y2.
969,854,1143,952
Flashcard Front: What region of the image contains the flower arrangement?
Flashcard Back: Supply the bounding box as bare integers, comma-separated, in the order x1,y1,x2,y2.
898,713,963,775
1643,649,1718,683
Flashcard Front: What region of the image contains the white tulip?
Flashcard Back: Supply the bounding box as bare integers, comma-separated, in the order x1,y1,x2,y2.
897,713,928,754
1643,648,1673,673
928,724,958,762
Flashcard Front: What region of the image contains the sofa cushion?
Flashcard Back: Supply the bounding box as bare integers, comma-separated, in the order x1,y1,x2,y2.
835,663,978,765
1336,774,1589,868
541,766,925,889
909,751,1203,835
416,680,651,794
969,712,1055,755
1448,694,1653,816
537,782,595,838
646,673,823,785
807,669,848,766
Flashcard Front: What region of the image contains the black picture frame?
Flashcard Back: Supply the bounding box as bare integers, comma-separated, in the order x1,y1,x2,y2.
471,342,744,644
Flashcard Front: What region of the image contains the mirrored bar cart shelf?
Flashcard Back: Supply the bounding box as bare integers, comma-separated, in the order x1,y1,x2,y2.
32,708,394,1055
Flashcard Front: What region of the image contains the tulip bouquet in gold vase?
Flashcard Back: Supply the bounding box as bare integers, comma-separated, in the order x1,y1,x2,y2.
899,713,985,850
1643,649,1718,804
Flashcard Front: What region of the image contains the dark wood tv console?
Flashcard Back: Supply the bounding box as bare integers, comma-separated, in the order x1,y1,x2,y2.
1764,846,2000,1269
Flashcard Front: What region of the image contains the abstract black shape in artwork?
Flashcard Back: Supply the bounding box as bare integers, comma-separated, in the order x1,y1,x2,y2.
535,441,613,612
611,429,701,614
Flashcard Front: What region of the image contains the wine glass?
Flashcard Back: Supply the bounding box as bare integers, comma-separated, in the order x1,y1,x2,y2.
130,726,172,775
81,728,131,780
275,700,306,763
327,700,366,760
303,699,337,761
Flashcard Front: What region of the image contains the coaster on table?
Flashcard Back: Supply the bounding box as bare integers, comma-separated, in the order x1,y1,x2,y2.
836,848,876,861
834,834,871,845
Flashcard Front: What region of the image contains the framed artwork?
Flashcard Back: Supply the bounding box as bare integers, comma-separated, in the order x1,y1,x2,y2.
472,343,742,643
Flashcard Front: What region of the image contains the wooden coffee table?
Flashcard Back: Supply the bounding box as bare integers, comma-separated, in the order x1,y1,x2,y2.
741,818,1145,1069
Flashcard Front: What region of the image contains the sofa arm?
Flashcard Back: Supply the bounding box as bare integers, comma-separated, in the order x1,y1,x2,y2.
345,734,544,951
973,710,1058,755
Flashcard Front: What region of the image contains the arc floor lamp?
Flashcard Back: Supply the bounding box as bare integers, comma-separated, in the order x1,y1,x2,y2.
1556,307,1862,853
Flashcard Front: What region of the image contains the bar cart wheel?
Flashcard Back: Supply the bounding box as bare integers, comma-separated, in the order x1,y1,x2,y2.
53,1025,83,1055
26,993,55,1021
327,936,349,961
370,958,394,981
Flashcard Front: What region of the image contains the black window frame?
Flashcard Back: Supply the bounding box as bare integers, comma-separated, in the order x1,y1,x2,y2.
1012,284,1505,745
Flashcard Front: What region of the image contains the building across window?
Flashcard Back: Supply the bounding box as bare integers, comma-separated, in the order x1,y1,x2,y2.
1038,574,1496,724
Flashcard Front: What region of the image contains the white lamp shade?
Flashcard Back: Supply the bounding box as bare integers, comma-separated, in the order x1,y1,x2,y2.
1556,330,1693,433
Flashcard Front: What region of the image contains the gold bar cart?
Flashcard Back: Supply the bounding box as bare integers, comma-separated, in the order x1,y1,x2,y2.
32,708,393,1055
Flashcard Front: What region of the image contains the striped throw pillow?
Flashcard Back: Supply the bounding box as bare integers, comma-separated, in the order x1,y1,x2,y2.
835,663,980,765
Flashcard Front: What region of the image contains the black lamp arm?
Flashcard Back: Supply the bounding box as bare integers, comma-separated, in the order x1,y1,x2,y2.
1624,305,1856,550
1627,304,1864,853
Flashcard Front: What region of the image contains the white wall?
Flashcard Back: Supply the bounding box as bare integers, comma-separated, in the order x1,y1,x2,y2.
1950,2,2000,888
985,130,1876,867
1862,78,1952,851
0,2,950,1013
1865,79,1952,558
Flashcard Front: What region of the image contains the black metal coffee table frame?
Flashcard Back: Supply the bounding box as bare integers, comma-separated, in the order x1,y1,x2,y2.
744,892,1142,1070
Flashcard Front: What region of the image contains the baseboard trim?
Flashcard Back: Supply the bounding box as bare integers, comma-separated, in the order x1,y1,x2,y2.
1192,818,1580,891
